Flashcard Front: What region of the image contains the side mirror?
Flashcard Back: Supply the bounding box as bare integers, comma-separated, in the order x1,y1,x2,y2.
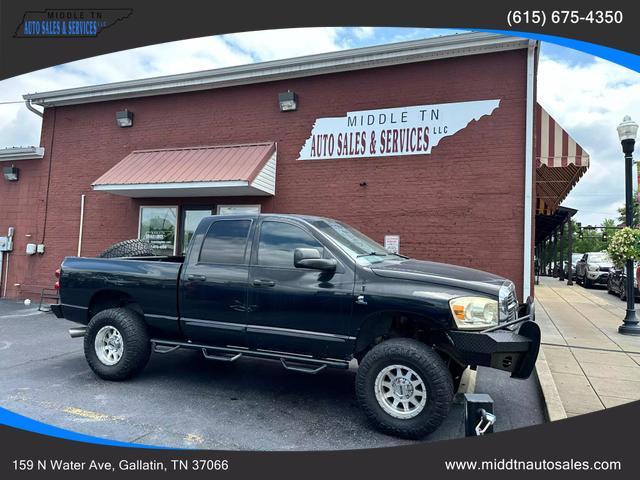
294,248,337,271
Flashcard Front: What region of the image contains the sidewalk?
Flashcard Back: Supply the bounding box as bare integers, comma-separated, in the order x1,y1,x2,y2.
535,276,640,417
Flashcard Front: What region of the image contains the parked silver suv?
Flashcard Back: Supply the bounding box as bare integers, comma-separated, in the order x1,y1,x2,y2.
575,252,614,288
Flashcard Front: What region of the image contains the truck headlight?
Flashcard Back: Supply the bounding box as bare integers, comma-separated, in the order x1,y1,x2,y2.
588,265,599,272
449,297,499,330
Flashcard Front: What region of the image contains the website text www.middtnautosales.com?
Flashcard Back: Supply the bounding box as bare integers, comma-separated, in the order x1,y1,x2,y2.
445,458,622,472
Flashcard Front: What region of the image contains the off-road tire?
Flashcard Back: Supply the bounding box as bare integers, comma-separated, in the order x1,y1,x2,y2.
98,239,155,259
356,338,454,439
84,308,151,381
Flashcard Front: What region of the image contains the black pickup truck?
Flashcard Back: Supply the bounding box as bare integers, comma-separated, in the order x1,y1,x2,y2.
52,214,539,438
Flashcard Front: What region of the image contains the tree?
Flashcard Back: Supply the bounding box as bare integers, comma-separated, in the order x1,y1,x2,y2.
572,219,611,254
538,218,619,275
617,193,640,227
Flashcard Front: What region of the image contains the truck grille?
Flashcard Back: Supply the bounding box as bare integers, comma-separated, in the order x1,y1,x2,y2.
506,290,518,322
599,266,610,272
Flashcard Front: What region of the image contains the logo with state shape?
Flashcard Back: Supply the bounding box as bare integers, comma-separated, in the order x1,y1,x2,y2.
14,8,133,38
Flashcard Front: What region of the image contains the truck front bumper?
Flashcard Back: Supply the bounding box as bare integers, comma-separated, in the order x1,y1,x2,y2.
446,298,540,379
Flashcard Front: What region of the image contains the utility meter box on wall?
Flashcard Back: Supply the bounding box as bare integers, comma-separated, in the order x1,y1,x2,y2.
0,236,8,252
25,243,37,255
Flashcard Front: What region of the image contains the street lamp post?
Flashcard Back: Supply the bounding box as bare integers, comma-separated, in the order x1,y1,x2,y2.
617,116,640,335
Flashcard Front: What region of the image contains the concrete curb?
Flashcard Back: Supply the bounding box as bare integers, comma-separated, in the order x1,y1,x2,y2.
534,348,567,421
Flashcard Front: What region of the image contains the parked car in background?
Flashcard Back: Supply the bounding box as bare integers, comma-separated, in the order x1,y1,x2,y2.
575,252,614,288
564,253,583,280
608,265,640,301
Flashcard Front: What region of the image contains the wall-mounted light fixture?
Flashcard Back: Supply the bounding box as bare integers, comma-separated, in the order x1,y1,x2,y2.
278,91,298,112
116,109,134,127
3,166,19,181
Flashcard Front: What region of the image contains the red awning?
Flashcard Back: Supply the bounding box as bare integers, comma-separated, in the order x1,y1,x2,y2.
535,104,589,215
92,142,276,198
536,104,589,168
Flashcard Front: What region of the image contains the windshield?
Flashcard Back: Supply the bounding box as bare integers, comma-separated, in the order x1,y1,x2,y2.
310,219,405,265
589,253,611,264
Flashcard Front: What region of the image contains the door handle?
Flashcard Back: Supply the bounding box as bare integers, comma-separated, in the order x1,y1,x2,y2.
253,279,276,287
187,274,207,282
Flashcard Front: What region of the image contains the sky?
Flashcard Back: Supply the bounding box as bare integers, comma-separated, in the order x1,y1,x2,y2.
0,27,638,226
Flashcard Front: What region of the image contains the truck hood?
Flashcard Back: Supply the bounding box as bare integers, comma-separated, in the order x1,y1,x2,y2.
370,259,509,296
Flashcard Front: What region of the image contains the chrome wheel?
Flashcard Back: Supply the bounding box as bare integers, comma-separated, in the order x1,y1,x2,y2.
94,325,124,366
374,364,427,419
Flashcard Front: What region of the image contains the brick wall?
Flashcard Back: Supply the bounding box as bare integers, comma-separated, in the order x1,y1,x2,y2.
0,49,531,300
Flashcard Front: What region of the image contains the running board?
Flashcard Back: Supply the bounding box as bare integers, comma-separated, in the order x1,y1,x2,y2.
280,358,327,374
202,348,242,362
150,339,348,372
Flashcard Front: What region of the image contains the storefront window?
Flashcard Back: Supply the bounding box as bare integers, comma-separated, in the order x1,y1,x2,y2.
139,206,177,256
217,205,261,215
182,207,213,254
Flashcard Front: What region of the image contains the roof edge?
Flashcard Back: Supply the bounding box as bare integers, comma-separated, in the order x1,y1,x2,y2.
24,32,528,107
0,146,45,162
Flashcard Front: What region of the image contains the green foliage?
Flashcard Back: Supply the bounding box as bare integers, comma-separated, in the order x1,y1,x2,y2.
571,219,616,254
538,219,619,269
617,194,640,227
607,227,640,268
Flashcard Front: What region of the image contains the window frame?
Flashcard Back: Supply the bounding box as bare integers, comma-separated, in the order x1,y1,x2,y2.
196,218,254,266
138,205,179,256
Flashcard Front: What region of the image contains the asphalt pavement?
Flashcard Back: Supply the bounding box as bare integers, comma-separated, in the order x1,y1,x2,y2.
0,300,544,450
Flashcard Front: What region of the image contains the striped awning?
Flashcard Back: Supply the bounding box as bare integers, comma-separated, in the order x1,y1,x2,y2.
536,104,590,168
535,104,590,215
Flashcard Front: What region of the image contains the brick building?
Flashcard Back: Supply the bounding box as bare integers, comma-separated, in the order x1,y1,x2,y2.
0,32,589,302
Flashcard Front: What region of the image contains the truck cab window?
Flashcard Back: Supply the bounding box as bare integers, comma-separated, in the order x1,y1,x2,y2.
257,221,323,268
199,220,251,264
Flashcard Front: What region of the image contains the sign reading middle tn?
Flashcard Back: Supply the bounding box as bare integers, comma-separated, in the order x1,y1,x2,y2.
298,99,500,160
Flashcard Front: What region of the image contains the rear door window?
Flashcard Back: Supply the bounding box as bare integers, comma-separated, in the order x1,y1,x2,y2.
199,220,251,264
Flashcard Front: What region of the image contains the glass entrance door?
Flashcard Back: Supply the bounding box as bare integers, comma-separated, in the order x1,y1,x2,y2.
181,206,213,254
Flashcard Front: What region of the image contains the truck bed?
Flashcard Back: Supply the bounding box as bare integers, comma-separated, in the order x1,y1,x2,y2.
58,256,183,333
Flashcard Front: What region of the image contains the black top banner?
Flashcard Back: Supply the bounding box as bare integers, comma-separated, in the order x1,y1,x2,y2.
0,0,638,80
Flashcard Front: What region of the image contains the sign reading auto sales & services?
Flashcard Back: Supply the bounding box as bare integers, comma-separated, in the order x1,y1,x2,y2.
298,99,500,160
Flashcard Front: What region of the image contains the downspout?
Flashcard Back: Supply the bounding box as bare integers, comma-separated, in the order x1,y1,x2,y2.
523,40,538,300
77,194,86,257
24,99,43,118
2,252,9,298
